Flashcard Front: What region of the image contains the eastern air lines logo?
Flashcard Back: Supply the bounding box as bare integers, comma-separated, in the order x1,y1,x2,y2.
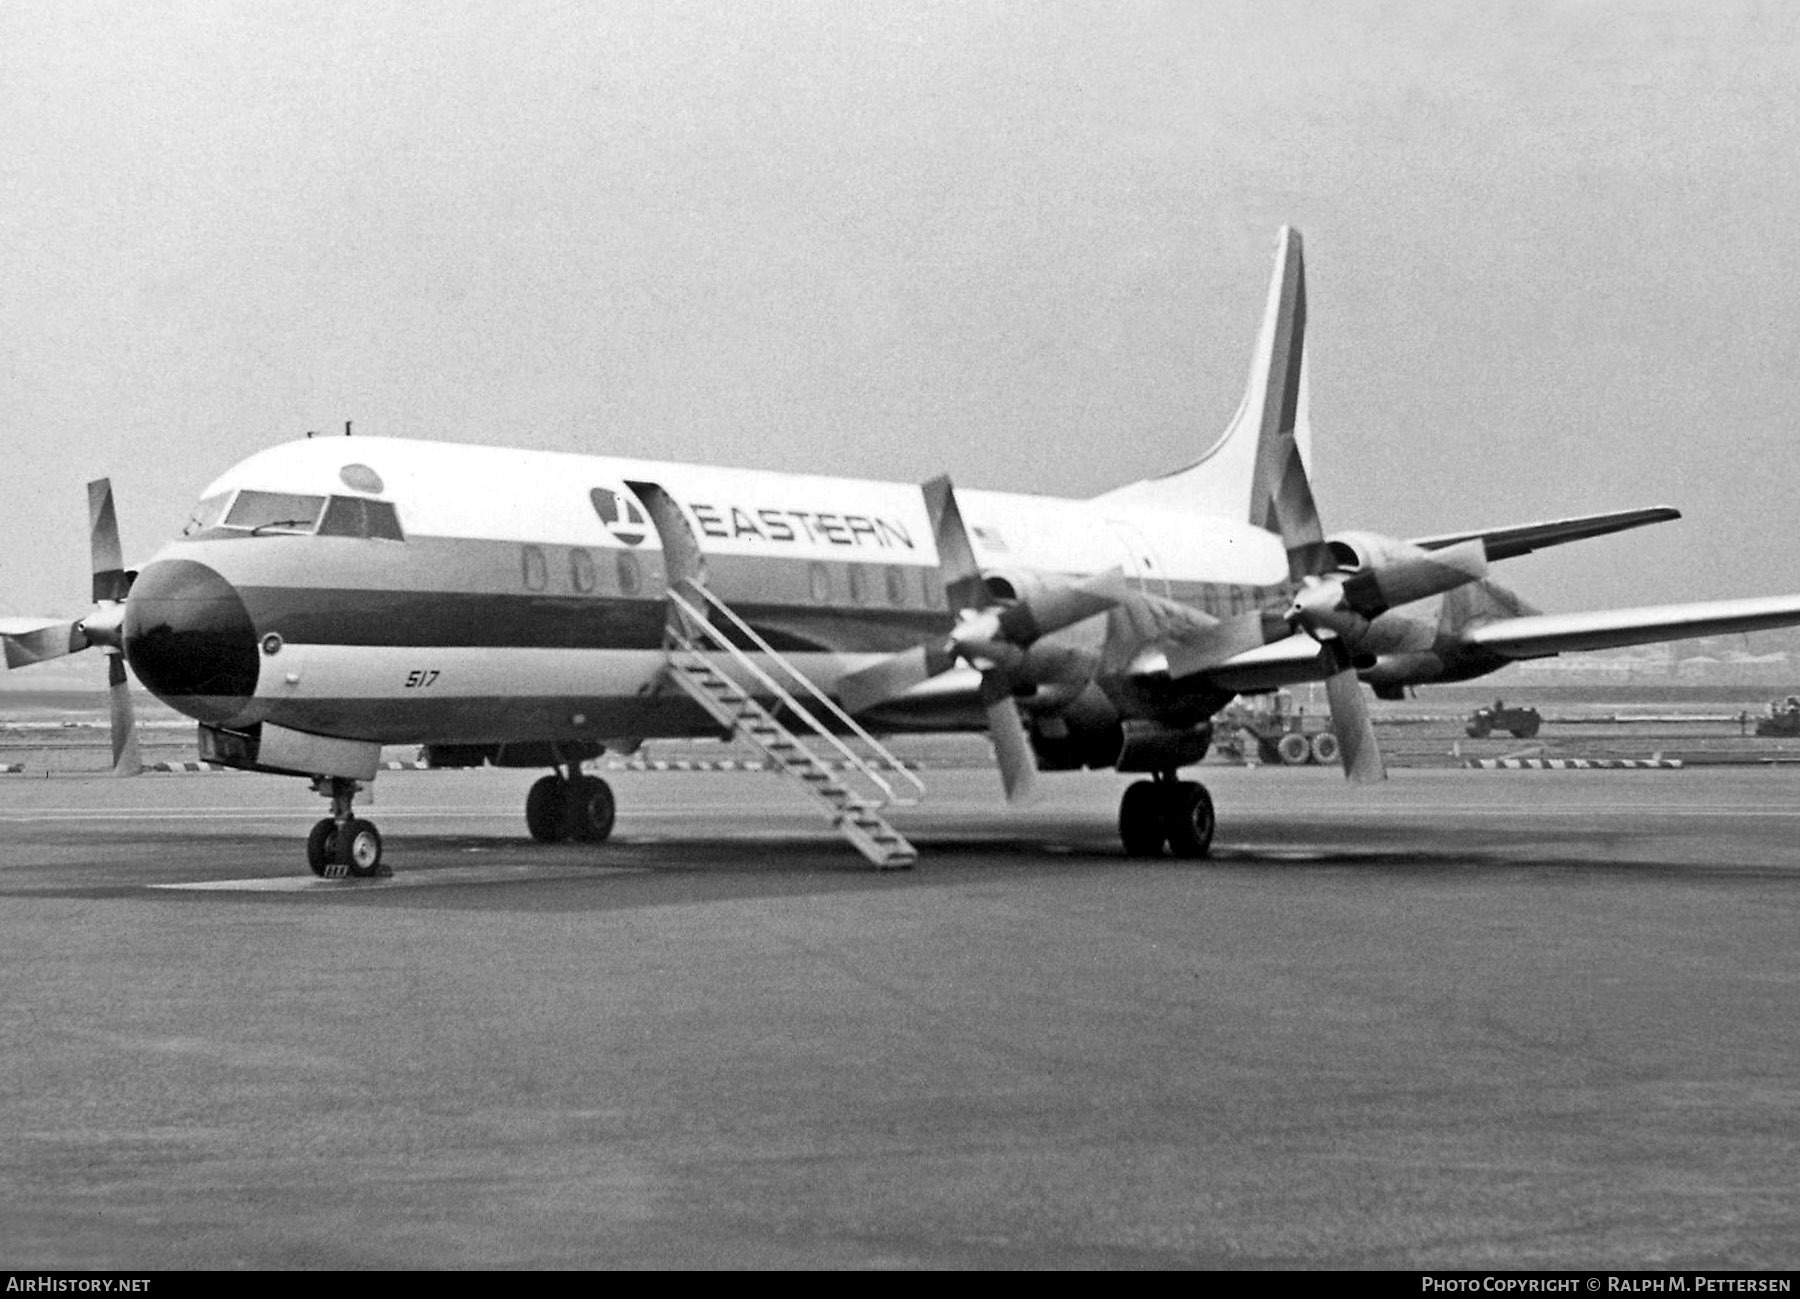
589,488,648,546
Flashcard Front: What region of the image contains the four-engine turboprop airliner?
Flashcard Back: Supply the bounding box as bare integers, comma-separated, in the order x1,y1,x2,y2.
10,226,1800,877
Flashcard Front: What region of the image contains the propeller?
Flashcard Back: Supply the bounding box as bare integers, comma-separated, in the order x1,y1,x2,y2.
1273,538,1492,783
1283,587,1385,784
835,476,1130,802
0,479,140,775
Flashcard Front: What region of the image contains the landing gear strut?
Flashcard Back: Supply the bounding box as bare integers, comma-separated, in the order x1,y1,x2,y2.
526,762,616,844
306,776,387,879
1118,773,1215,860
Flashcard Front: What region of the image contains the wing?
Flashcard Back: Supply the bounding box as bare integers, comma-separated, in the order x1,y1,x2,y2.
1192,635,1330,694
1462,594,1800,658
1409,506,1679,562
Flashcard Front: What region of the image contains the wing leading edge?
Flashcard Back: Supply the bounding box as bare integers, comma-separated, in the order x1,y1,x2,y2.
1461,593,1800,659
1408,506,1680,562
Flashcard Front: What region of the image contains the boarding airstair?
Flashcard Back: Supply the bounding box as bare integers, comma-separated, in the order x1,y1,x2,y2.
662,578,924,869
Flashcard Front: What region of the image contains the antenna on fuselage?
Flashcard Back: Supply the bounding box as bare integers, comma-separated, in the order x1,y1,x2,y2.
345,420,352,437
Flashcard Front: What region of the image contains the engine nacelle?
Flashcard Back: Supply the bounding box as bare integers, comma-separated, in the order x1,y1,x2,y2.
1029,714,1125,771
1322,530,1419,576
1114,719,1214,773
1298,534,1489,636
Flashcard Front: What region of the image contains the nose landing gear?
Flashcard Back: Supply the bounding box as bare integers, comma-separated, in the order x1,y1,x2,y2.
1118,773,1215,860
306,776,387,879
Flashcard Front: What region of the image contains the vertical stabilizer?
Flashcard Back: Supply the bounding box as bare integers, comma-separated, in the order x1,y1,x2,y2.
1098,226,1326,578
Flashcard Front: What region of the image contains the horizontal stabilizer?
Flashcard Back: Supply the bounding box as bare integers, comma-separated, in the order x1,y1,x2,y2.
1409,506,1679,563
1462,593,1800,659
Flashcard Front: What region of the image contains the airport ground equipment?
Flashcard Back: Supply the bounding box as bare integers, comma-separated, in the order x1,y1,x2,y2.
1754,696,1800,737
1215,690,1341,766
1465,700,1542,739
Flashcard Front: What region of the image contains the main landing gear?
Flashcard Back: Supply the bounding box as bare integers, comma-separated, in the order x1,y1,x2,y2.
526,765,616,844
1118,773,1215,860
306,776,387,879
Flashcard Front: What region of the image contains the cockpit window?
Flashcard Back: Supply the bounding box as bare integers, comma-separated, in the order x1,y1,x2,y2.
181,493,233,537
181,489,404,541
318,495,405,541
224,491,327,535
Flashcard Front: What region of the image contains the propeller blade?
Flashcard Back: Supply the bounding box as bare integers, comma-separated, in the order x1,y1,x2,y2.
1342,537,1487,614
980,674,1039,804
1,620,86,669
1320,642,1385,784
106,653,141,776
836,643,955,716
992,568,1132,645
923,476,986,614
1159,608,1293,678
89,479,130,604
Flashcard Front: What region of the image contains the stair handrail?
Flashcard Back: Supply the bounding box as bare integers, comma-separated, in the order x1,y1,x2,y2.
675,579,926,801
665,582,923,805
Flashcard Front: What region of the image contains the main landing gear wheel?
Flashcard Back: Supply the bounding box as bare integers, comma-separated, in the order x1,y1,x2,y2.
1119,781,1167,858
1163,782,1215,860
306,817,384,879
526,773,617,845
568,775,616,842
526,774,566,842
1118,778,1215,860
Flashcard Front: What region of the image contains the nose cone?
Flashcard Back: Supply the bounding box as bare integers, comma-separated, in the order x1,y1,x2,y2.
123,559,259,723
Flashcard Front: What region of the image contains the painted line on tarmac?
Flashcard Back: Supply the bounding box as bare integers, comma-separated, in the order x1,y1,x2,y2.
152,863,649,892
1465,757,1684,770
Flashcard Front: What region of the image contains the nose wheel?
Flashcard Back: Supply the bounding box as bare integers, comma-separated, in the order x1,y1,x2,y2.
1119,775,1215,860
306,776,387,879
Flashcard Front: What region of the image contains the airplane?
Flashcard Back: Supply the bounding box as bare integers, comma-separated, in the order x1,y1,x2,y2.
9,225,1800,878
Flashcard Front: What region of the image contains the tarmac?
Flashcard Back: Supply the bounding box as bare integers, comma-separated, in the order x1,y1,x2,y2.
2,762,1798,1268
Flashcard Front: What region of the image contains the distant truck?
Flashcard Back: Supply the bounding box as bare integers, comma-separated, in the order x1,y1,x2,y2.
1217,690,1340,766
1465,699,1541,740
1754,696,1800,736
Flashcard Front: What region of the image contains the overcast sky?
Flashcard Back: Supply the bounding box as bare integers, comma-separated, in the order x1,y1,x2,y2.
3,0,1797,620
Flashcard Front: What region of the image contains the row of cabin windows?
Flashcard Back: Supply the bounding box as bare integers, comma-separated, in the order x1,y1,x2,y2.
519,545,943,608
518,548,1275,613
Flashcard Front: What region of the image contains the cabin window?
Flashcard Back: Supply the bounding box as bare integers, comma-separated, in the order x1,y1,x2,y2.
885,566,907,605
616,551,642,596
846,564,866,604
318,495,405,541
522,545,549,592
570,548,597,594
808,562,831,604
919,568,939,607
223,490,327,535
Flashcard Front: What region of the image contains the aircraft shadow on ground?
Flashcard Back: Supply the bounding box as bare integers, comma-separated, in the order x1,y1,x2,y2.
103,819,1796,915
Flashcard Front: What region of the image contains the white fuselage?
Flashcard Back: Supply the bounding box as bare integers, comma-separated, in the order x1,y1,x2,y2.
122,436,1290,746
